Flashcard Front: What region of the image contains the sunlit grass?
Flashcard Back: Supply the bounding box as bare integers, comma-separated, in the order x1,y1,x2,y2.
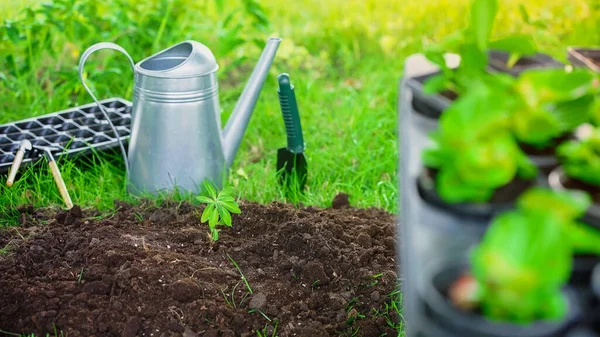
0,0,598,223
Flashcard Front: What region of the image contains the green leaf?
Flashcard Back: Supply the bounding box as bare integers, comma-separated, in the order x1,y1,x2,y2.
467,0,498,50
455,135,518,189
570,222,600,255
511,106,562,146
196,195,213,204
518,4,531,24
221,200,241,214
201,203,215,223
557,129,600,186
209,207,220,228
516,68,596,104
212,228,219,241
458,43,489,74
552,94,596,131
215,0,224,11
5,23,21,43
436,166,494,203
488,35,536,55
423,45,450,70
220,208,232,227
517,188,591,224
203,181,217,199
422,74,449,94
218,194,236,203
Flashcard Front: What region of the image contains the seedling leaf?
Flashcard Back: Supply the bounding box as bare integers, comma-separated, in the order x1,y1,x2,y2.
488,35,536,55
222,200,242,214
201,203,214,223
467,0,498,50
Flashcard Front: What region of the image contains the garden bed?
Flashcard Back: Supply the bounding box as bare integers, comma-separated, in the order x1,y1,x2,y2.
0,196,400,337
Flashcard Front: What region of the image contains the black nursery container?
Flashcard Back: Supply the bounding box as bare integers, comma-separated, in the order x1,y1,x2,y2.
567,47,600,72
488,50,565,77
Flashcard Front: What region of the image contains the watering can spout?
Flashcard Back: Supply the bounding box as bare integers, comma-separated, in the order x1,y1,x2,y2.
222,37,282,168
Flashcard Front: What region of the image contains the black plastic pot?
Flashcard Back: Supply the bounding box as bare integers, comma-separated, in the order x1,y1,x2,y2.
419,259,582,337
587,264,600,333
417,166,535,220
519,133,575,175
567,327,600,337
488,50,564,77
405,72,455,121
568,47,600,72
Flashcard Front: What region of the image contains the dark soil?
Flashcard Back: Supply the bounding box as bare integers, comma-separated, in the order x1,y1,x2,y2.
0,197,401,337
439,90,458,101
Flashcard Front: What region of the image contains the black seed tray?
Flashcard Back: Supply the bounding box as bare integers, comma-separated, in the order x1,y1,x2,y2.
0,97,132,175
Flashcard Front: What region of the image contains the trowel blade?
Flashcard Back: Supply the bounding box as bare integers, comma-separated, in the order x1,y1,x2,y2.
276,147,307,191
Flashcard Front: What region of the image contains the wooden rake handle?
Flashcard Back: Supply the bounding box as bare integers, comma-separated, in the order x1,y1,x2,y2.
6,148,26,187
45,152,73,210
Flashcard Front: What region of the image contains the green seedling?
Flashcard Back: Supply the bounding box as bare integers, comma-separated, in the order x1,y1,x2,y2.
452,187,600,324
557,126,600,187
196,181,241,242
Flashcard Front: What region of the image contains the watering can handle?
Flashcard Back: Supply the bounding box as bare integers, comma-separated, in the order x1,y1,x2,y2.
78,42,136,178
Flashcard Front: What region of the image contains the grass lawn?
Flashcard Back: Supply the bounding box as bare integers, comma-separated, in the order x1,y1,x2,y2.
0,0,598,223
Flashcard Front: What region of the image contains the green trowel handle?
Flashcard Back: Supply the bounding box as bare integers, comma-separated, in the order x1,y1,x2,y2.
277,73,305,153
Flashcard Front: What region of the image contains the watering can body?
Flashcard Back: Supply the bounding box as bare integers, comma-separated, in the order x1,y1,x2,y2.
79,38,282,196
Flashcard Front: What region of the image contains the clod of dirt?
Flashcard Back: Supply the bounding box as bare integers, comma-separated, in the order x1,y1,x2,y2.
168,278,201,302
356,232,372,248
248,293,267,310
123,316,142,337
302,261,330,285
331,193,350,209
183,327,198,337
0,200,399,337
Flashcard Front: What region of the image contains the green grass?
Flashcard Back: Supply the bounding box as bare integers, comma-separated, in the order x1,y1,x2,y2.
1,0,598,220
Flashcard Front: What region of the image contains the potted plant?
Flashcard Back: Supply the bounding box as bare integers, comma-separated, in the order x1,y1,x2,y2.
568,47,600,73
508,68,598,173
418,188,600,337
418,83,538,216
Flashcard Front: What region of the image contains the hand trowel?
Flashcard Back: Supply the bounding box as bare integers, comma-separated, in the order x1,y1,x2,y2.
276,73,307,191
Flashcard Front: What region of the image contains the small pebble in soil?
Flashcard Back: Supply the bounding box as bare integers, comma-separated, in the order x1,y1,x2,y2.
249,293,268,310
331,193,350,209
183,327,198,337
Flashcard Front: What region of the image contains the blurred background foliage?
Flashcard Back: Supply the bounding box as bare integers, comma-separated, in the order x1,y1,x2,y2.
0,0,598,212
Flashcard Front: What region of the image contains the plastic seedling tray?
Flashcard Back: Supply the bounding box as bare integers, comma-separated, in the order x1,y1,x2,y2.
0,97,132,175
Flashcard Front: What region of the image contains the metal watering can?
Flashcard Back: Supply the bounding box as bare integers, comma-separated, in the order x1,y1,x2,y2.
78,37,282,195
